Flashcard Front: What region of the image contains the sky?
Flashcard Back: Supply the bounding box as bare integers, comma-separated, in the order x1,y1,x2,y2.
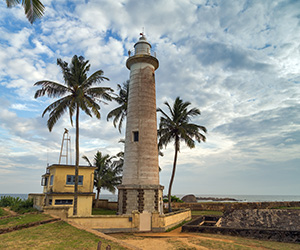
0,0,299,196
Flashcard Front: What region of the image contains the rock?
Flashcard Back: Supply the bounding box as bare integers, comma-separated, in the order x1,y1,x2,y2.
196,197,238,202
181,194,197,203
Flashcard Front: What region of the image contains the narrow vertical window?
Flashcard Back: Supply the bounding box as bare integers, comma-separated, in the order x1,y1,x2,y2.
133,131,139,142
50,175,54,185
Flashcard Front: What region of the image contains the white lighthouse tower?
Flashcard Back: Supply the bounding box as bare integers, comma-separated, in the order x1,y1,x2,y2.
118,34,164,216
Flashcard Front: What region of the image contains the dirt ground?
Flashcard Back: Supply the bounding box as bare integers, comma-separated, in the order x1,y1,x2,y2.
110,227,235,250
109,227,300,250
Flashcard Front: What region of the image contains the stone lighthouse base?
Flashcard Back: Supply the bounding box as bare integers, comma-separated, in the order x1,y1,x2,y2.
117,184,164,215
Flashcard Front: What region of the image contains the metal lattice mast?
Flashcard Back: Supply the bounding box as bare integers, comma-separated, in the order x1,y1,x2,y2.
59,128,72,164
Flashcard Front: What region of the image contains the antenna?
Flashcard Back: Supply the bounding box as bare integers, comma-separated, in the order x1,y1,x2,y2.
47,149,49,167
59,128,72,164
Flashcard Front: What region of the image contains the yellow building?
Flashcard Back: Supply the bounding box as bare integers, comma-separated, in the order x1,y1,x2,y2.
31,164,95,216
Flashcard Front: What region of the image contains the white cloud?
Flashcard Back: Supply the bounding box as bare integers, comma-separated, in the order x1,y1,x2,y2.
0,0,299,196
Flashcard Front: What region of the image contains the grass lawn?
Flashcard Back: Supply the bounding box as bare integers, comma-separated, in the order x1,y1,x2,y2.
0,220,126,250
92,208,117,215
272,206,300,210
191,210,223,216
0,208,10,217
0,213,52,229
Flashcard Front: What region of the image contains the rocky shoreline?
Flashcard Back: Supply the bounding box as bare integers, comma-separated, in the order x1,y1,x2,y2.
181,194,238,203
196,197,238,202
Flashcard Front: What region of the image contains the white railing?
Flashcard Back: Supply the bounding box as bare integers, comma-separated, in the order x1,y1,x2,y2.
128,49,157,58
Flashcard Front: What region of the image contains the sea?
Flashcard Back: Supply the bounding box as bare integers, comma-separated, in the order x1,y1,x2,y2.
1,193,300,203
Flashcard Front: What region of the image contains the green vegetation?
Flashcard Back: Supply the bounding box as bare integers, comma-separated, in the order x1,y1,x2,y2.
271,206,300,210
0,220,126,249
165,219,191,232
157,97,206,212
107,80,129,133
5,0,45,24
0,196,21,207
163,195,183,203
0,196,36,214
191,210,223,216
34,55,114,215
0,213,52,229
0,208,9,217
83,151,122,203
92,208,117,215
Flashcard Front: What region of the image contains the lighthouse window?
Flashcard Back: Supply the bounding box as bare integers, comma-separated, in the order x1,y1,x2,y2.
133,131,139,142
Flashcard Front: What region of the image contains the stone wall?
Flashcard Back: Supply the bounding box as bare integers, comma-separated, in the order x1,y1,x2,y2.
182,209,300,243
172,201,300,211
219,209,300,231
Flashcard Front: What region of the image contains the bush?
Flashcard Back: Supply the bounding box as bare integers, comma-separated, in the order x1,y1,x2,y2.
0,196,36,214
163,195,183,203
0,196,21,207
11,199,36,214
0,207,5,216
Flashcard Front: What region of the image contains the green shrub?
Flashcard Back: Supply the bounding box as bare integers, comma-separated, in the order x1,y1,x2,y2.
0,196,21,207
0,196,36,214
11,199,36,214
0,208,4,216
163,195,183,203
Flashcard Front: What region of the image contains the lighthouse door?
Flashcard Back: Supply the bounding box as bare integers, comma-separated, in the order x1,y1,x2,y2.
139,212,151,231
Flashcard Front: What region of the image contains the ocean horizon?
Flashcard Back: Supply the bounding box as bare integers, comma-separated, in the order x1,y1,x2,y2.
1,193,300,203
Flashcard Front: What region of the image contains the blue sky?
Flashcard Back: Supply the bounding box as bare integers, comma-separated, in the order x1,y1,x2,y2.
0,0,299,196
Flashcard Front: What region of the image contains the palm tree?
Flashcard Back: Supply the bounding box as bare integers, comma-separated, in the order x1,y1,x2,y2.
107,80,129,133
5,0,45,24
157,97,207,212
34,55,113,215
83,151,122,206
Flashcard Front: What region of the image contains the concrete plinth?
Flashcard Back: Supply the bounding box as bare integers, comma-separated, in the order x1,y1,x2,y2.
118,184,164,215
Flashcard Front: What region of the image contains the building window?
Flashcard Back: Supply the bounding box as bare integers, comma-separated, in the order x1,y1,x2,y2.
66,175,83,185
50,175,54,186
133,131,139,142
48,199,52,205
55,199,73,205
41,177,48,186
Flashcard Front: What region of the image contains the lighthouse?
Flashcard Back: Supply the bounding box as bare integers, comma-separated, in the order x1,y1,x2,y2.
118,34,164,216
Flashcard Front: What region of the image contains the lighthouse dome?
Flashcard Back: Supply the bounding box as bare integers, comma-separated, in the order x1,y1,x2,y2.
134,34,151,55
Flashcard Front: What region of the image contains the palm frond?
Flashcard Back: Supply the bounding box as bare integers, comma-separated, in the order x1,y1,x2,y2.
83,95,101,119
6,0,20,7
6,0,45,24
41,95,72,117
46,97,72,131
82,70,110,90
34,81,69,98
86,87,114,100
23,0,44,24
82,155,93,166
157,97,206,151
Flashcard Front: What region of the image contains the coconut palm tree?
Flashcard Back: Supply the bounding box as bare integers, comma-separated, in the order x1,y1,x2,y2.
5,0,45,24
157,97,207,212
34,55,113,215
83,151,122,206
107,80,129,133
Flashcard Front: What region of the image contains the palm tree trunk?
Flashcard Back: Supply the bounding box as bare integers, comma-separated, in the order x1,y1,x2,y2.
95,187,101,207
73,105,80,215
168,138,179,213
